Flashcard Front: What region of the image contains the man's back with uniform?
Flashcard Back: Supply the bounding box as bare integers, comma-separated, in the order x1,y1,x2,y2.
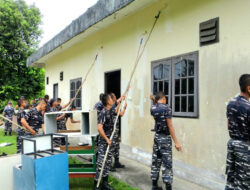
225,74,250,190
227,96,250,141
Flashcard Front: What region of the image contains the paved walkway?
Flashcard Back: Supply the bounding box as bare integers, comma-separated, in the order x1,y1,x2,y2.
111,157,208,190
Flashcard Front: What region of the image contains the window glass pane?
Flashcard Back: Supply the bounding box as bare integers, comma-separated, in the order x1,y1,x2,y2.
159,81,163,92
153,66,159,80
164,81,169,95
188,78,194,94
76,81,81,89
76,99,81,107
188,60,195,76
77,91,81,98
188,96,194,112
70,82,75,91
181,79,187,94
175,96,180,112
70,91,73,99
181,60,187,77
159,64,163,79
153,82,158,94
181,96,187,112
175,63,181,78
164,65,170,79
175,79,180,95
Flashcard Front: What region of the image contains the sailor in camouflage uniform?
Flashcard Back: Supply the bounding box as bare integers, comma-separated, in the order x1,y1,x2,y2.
16,99,27,153
21,100,46,135
93,93,105,160
93,94,125,190
49,99,67,131
44,95,51,113
225,74,250,190
93,93,105,115
2,101,15,136
150,92,182,190
110,93,127,170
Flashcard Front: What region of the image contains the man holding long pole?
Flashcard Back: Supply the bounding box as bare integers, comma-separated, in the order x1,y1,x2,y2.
93,94,126,190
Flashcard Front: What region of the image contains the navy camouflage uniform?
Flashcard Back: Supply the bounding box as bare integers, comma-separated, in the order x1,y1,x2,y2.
45,102,51,113
225,96,250,190
111,103,120,161
151,103,173,184
94,107,117,181
3,106,15,133
16,109,27,153
50,107,66,131
93,101,104,114
93,101,104,156
24,108,44,135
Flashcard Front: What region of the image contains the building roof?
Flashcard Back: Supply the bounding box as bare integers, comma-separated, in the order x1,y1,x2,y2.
27,0,135,67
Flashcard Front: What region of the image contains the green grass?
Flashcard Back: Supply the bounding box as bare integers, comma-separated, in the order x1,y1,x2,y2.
69,157,139,190
0,129,17,155
69,175,139,190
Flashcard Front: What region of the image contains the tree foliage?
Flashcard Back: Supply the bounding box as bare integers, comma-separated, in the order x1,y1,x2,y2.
0,0,44,111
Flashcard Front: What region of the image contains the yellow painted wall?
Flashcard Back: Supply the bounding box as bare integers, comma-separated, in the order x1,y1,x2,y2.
45,0,250,176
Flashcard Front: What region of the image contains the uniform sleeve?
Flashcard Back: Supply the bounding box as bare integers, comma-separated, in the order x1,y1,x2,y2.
41,116,44,125
3,107,7,114
226,104,230,119
20,111,26,119
24,110,31,121
150,107,153,116
248,108,250,136
112,107,117,116
165,106,172,119
98,111,105,125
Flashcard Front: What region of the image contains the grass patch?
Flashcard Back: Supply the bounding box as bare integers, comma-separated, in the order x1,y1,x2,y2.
69,157,139,190
0,129,17,155
69,175,139,190
69,156,84,164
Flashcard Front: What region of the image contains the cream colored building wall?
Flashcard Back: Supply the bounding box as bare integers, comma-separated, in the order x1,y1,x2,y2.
45,0,250,176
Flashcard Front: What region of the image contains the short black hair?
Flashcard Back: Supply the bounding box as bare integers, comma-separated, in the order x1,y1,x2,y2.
57,98,61,101
239,74,250,92
44,95,49,100
49,99,56,107
18,99,25,107
101,94,111,106
155,91,166,102
20,96,25,100
99,93,104,101
110,93,116,99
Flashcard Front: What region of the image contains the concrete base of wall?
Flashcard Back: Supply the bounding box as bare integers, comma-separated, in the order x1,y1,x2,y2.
120,144,225,190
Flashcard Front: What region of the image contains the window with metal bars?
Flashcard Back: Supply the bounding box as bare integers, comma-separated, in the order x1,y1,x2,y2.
70,78,82,110
151,51,199,118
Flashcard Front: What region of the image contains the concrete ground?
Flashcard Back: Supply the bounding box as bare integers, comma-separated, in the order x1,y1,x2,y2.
111,157,208,190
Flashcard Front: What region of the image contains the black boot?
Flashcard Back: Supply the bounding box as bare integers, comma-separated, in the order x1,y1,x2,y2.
110,166,116,172
4,132,7,136
9,132,12,136
93,180,100,190
114,158,125,168
102,176,114,190
152,180,162,190
165,183,172,190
